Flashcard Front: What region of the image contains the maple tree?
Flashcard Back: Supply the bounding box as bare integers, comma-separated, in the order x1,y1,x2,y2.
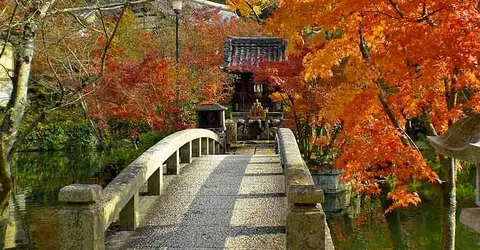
254,47,344,161
85,8,261,144
253,1,480,249
0,0,149,245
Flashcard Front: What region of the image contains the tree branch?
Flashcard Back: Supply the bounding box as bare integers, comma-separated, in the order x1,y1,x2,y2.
358,27,420,152
244,1,263,24
388,0,404,18
40,19,65,100
0,1,18,59
10,1,129,155
51,0,153,14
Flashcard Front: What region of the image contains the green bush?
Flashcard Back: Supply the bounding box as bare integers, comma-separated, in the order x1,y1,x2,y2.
65,123,97,151
20,120,97,152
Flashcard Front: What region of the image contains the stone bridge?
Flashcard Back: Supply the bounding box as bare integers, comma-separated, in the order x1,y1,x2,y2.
56,128,334,250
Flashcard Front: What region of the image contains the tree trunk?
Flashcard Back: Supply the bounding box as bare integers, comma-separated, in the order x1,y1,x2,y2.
0,1,51,245
0,17,36,217
441,157,456,250
80,97,105,150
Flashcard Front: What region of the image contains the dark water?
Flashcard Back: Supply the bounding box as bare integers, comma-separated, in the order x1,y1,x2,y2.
327,193,480,250
4,152,480,249
5,151,109,249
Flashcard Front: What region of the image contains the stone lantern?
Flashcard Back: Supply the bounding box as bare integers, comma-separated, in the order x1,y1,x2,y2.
427,114,480,233
196,104,227,152
196,104,227,132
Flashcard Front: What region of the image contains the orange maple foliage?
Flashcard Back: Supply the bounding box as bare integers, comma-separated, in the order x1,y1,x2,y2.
259,0,480,212
254,47,344,160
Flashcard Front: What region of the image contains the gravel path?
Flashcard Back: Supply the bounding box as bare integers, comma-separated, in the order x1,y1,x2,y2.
106,152,286,249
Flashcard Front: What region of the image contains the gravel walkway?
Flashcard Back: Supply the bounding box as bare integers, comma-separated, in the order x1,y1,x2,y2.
106,152,286,249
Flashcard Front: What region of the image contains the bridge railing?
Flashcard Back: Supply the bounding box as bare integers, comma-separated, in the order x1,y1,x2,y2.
276,128,334,250
56,129,222,250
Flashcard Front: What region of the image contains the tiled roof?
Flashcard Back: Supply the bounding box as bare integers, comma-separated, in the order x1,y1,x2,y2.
196,103,227,111
221,36,287,73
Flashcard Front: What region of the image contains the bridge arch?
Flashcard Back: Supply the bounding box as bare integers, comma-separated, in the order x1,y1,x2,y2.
56,128,223,249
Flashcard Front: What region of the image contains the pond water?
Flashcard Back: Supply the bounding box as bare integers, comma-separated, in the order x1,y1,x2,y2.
4,152,480,249
4,151,110,249
327,193,480,250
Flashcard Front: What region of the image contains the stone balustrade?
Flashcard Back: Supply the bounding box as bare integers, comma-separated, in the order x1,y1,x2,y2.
276,128,335,250
56,129,222,250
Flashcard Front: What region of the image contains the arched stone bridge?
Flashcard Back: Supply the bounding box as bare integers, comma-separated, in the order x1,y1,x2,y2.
56,128,334,250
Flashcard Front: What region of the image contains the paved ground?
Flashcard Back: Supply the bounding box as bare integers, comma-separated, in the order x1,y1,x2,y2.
229,141,276,155
106,145,286,249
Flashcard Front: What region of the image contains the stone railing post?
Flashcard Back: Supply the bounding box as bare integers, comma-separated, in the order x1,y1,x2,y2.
216,140,221,154
476,164,480,207
201,137,209,155
209,140,215,155
287,185,326,250
180,141,193,163
147,166,163,196
192,138,201,157
167,150,180,175
119,192,139,230
56,184,104,250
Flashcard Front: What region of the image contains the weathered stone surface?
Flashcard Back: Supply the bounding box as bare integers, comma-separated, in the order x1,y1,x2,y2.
166,150,180,175
427,114,480,163
288,185,324,204
201,137,209,155
57,206,104,250
287,206,326,250
226,119,237,144
460,207,480,233
58,184,102,204
276,128,335,250
277,128,315,187
180,141,192,163
311,168,346,194
192,138,201,157
119,192,139,231
146,168,162,196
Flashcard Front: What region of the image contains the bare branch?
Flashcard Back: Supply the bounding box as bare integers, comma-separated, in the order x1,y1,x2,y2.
40,19,65,100
11,1,130,154
388,0,404,18
244,1,263,24
51,0,153,14
67,12,104,34
0,1,18,59
0,62,13,80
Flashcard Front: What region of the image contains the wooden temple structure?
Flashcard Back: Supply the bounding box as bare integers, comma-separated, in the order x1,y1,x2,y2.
221,36,287,140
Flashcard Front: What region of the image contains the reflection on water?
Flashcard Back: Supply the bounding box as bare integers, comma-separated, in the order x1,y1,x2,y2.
5,151,107,249
4,152,480,249
326,192,480,250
